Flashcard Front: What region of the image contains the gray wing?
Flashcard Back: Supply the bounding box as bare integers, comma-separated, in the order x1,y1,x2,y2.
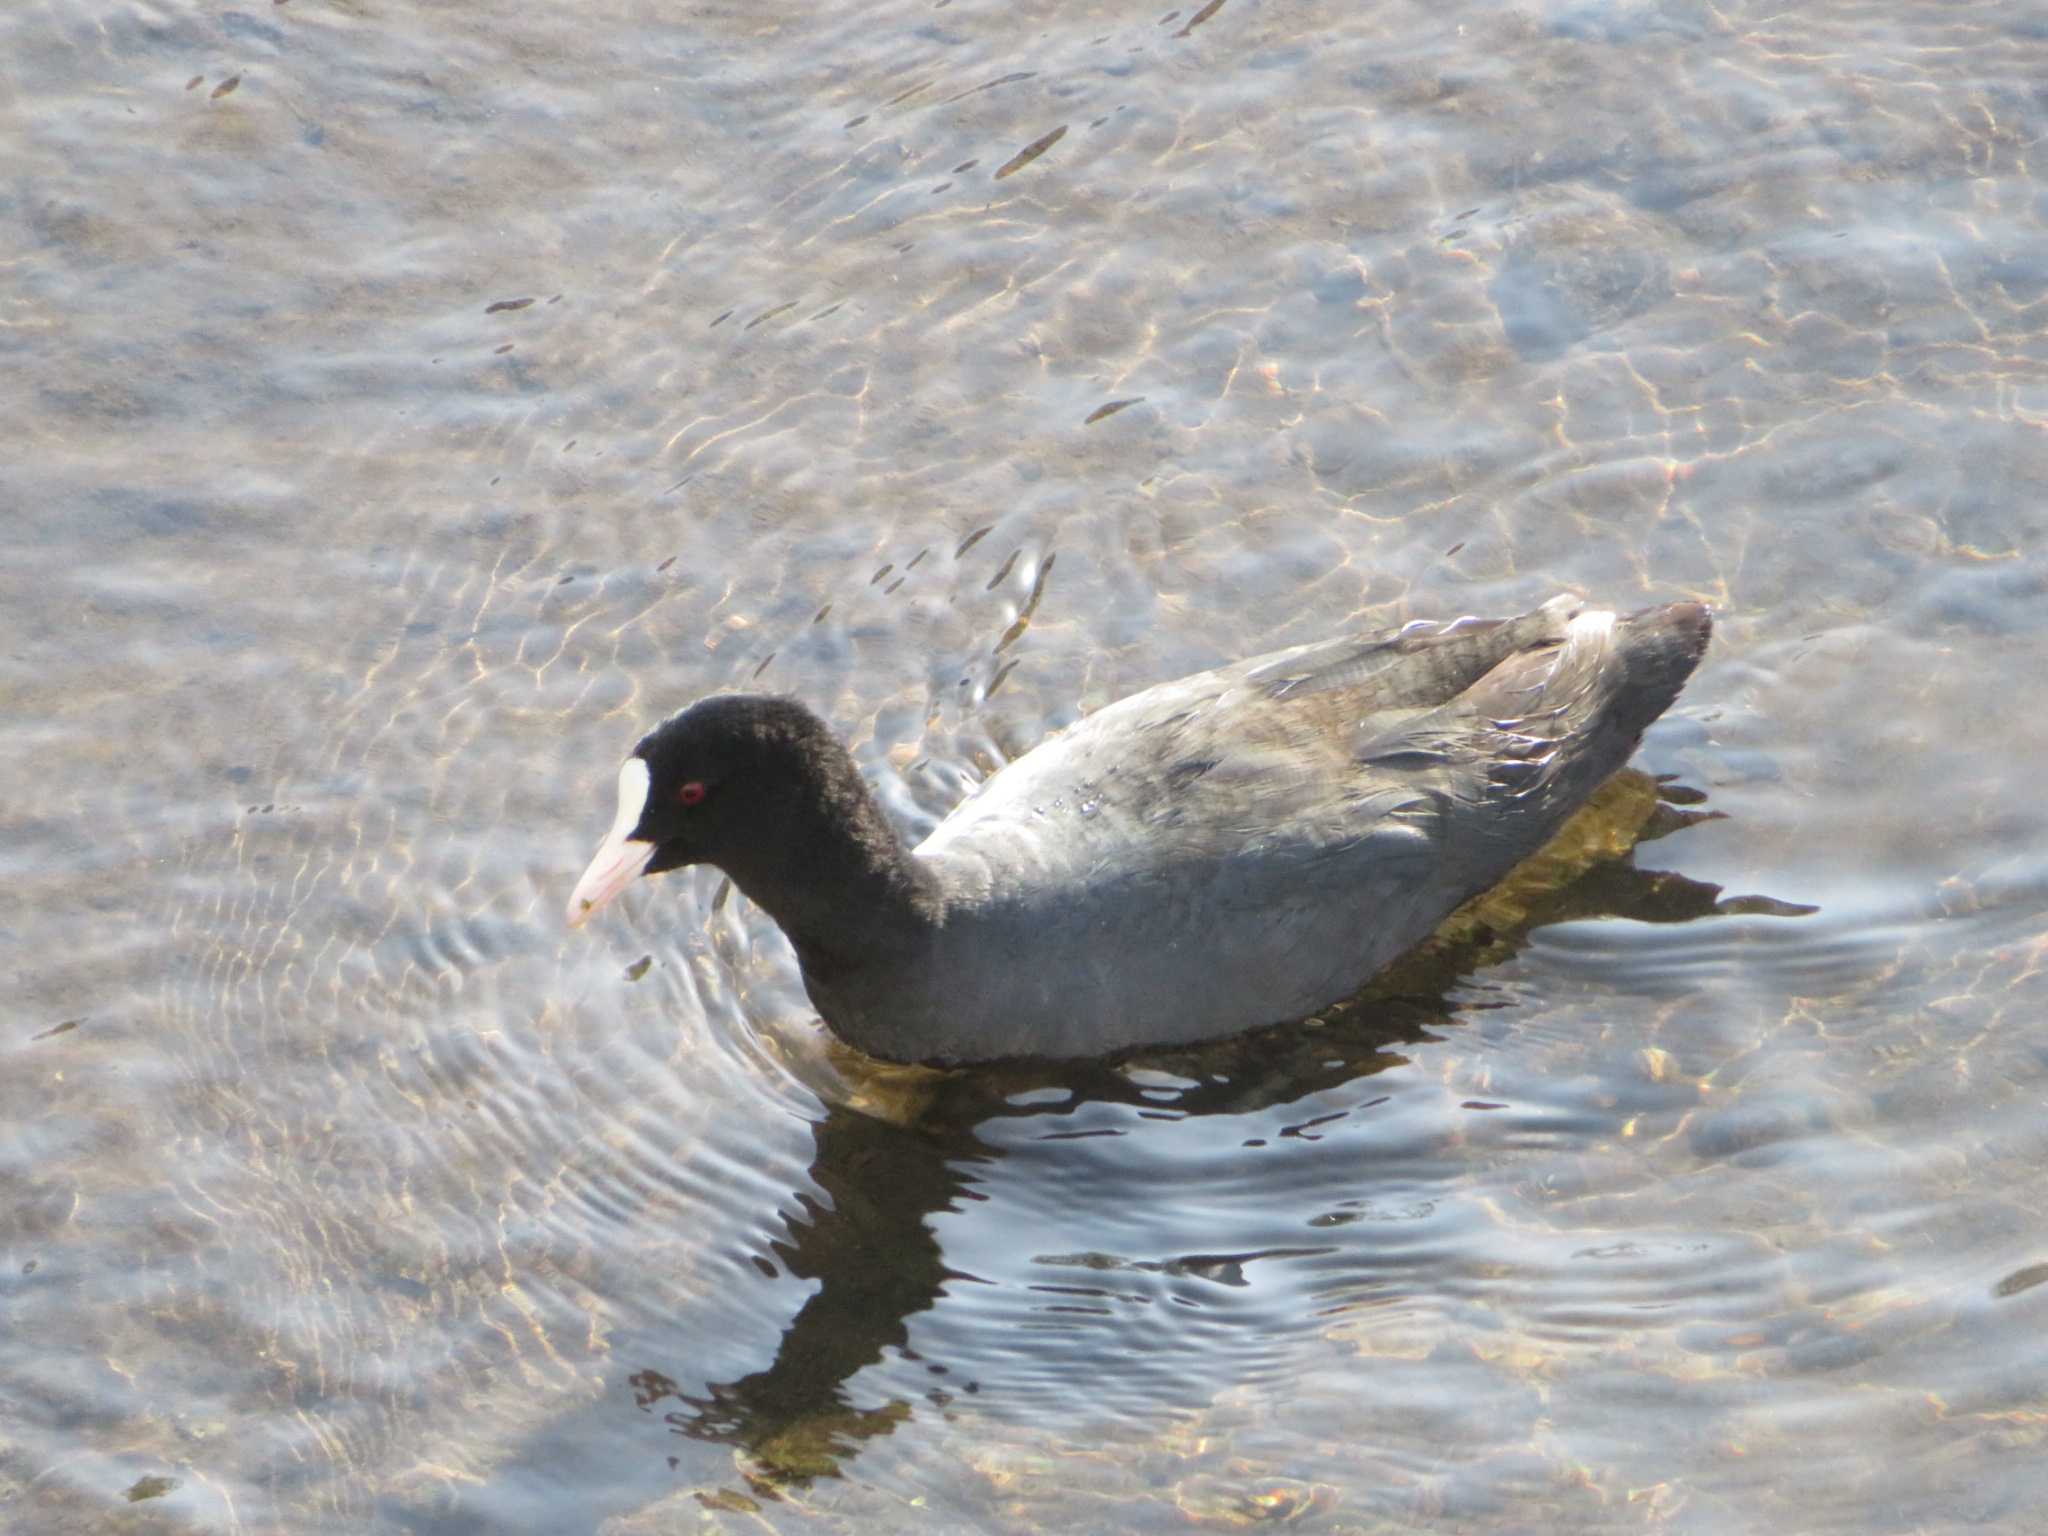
1238,594,1577,713
926,594,1672,894
1202,594,1645,893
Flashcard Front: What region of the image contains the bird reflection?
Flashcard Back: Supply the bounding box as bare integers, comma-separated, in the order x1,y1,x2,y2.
625,1094,986,1481
626,771,1812,1488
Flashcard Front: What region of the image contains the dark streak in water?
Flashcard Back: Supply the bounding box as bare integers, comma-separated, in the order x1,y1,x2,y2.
994,125,1067,180
745,301,800,330
1994,1263,2048,1298
942,71,1036,105
886,80,932,107
33,1019,83,1042
844,114,869,129
952,159,978,174
995,553,1056,652
211,75,241,99
955,525,993,558
1176,0,1225,35
185,75,204,91
1278,1111,1347,1141
709,309,733,327
984,548,1020,590
1085,397,1144,424
870,564,894,585
484,297,534,314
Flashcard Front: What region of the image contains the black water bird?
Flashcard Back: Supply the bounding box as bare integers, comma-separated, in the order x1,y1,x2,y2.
568,595,1711,1063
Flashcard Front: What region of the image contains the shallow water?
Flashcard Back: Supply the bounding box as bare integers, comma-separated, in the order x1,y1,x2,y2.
5,0,2048,1531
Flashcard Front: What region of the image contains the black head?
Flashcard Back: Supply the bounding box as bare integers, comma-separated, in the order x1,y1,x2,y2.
566,694,857,927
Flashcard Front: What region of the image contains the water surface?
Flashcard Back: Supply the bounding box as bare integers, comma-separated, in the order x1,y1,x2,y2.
5,0,2048,1531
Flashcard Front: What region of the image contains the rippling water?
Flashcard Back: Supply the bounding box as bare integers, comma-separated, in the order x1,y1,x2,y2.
6,0,2047,1531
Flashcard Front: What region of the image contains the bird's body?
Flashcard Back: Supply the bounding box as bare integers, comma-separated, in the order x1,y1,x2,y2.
569,596,1711,1063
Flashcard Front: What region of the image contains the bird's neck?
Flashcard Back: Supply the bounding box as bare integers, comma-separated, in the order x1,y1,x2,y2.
717,750,943,986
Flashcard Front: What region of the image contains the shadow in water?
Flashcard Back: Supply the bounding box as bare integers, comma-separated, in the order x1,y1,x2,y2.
618,771,1815,1496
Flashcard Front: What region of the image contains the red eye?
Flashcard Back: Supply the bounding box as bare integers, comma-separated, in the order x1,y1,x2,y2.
677,781,707,807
